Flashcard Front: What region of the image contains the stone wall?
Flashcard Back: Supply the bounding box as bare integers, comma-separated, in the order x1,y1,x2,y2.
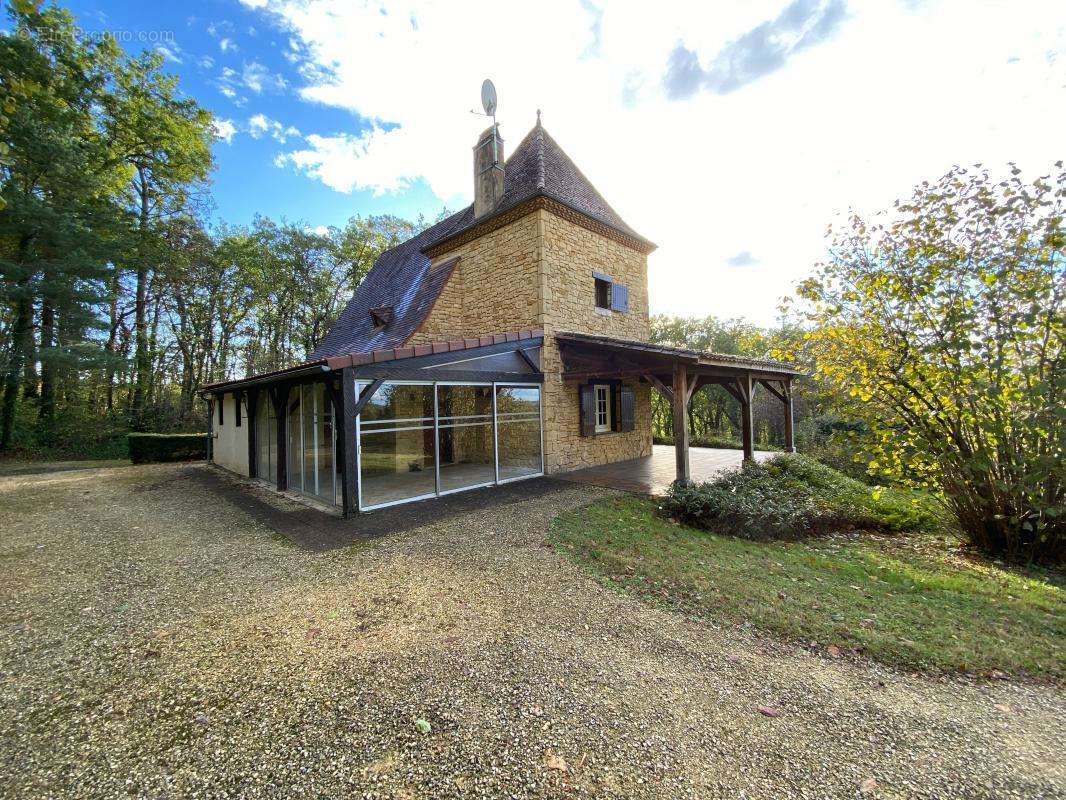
212,393,250,476
407,213,541,345
537,210,652,472
405,206,653,475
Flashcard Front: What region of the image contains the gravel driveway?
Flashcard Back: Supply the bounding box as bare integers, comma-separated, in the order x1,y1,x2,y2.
0,462,1062,799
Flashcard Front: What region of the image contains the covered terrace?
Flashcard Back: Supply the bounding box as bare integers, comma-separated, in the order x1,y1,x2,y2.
555,332,804,484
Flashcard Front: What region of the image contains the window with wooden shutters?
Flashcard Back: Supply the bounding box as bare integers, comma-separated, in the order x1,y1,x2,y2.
618,386,635,432
594,274,611,309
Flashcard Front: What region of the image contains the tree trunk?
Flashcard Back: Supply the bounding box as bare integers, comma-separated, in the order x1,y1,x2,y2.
105,270,120,413
1,235,37,450
38,283,56,429
131,168,152,430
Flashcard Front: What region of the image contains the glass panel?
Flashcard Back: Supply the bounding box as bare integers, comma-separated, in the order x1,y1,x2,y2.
287,392,302,492
315,384,336,504
256,399,269,480
437,385,494,493
359,383,436,508
495,386,542,480
302,384,316,496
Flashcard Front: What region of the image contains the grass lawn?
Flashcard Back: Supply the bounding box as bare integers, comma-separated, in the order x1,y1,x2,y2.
550,495,1065,680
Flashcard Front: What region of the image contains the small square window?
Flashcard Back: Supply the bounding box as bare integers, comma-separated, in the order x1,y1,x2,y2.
594,277,611,309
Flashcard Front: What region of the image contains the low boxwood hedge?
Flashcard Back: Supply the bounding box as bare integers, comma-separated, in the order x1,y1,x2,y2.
128,433,208,464
664,454,940,540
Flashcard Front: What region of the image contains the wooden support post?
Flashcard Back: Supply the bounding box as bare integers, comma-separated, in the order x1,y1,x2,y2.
672,363,690,484
783,379,796,453
246,389,258,477
271,384,289,492
737,373,755,463
340,367,359,518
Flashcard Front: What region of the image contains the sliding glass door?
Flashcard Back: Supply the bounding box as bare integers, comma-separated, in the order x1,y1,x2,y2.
257,382,338,506
356,380,542,511
495,385,543,482
255,397,277,485
357,383,437,509
437,384,495,494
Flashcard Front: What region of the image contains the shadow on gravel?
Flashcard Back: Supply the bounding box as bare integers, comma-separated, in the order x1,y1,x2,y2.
186,464,576,552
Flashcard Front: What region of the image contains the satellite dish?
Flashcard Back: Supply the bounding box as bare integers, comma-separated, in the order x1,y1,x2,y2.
481,79,497,118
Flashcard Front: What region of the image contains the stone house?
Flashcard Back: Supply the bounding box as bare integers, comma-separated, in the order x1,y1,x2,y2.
202,118,800,515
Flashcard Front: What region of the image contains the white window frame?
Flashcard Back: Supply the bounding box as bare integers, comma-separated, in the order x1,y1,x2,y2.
354,379,544,511
594,384,611,433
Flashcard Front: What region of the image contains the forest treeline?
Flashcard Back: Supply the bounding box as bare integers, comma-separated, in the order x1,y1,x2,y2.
0,4,426,453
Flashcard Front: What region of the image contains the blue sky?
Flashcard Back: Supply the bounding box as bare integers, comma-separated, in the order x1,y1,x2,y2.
52,1,1066,324
65,0,458,228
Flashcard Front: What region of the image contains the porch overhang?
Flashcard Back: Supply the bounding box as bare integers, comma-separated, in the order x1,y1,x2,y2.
555,331,803,483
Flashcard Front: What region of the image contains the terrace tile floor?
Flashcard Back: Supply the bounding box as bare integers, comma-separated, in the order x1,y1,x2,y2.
559,444,774,495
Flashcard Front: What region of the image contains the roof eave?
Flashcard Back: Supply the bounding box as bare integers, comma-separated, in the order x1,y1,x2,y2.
421,191,656,260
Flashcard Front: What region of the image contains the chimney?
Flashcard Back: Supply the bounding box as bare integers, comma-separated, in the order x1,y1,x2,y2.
473,124,505,218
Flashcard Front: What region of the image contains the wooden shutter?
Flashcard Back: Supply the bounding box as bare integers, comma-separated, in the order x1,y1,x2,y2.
217,395,224,425
235,391,242,427
579,384,596,436
619,385,635,432
610,282,629,313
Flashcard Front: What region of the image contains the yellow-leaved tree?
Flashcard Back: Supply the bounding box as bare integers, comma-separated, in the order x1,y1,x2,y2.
796,164,1064,564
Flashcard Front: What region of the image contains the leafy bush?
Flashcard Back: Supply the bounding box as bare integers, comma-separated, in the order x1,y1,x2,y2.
664,454,940,540
127,433,208,464
795,164,1064,564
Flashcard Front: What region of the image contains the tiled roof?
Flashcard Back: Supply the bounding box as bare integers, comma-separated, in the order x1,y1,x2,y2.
199,328,543,393
555,332,803,376
311,121,650,360
324,328,543,369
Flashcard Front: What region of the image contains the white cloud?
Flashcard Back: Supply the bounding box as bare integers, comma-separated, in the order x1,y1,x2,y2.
242,61,268,92
155,43,183,64
219,37,237,53
277,128,409,194
248,113,301,143
212,118,237,144
241,61,286,94
198,55,215,69
243,0,1066,324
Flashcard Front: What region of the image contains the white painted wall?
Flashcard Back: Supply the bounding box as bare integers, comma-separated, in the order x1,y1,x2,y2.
211,393,250,476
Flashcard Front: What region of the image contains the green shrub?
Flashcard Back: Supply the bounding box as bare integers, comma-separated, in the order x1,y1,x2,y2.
664,454,940,540
127,433,208,464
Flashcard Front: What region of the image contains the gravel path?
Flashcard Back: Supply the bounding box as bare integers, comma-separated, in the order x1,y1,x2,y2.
0,462,1062,799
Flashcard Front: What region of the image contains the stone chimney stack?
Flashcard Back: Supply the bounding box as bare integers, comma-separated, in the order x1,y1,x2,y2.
473,124,505,219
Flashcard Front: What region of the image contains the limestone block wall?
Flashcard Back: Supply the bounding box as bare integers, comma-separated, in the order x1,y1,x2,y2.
537,211,652,473
542,377,652,473
407,213,541,345
212,393,250,476
539,210,650,340
405,206,654,475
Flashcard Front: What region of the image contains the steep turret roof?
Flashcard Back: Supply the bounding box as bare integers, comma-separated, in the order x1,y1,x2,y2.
311,122,651,360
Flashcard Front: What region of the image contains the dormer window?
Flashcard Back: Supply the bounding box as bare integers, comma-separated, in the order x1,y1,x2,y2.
369,306,394,328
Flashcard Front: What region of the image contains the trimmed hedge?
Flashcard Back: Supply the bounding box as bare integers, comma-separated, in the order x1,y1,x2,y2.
128,433,208,464
664,454,941,541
